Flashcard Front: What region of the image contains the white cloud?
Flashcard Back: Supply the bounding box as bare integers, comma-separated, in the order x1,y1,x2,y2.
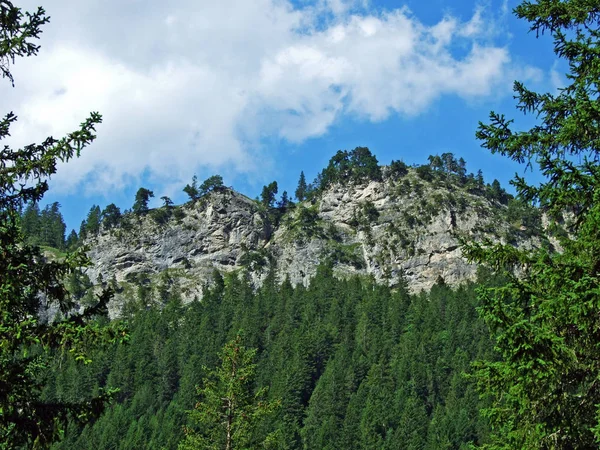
2,0,530,194
550,60,565,92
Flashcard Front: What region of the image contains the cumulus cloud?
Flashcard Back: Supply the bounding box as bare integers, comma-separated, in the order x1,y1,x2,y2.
2,0,527,194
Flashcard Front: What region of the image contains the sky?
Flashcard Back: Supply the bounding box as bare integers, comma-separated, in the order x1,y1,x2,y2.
3,0,563,232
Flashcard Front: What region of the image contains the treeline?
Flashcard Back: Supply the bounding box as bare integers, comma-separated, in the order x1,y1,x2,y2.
292,148,512,207
21,148,516,249
20,202,68,249
45,267,496,449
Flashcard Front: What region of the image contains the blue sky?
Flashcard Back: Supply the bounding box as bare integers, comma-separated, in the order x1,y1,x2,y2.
3,0,561,232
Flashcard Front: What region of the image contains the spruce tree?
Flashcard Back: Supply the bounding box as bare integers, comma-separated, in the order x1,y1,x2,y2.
179,335,279,450
65,229,79,250
20,201,40,245
85,204,102,236
295,171,307,202
0,2,126,446
463,1,600,447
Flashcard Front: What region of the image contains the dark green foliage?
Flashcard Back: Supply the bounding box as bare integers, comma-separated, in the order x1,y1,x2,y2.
326,242,365,268
183,175,200,201
101,203,121,229
161,196,173,208
172,207,186,222
389,159,408,178
150,207,171,225
151,197,174,225
20,201,67,248
85,205,102,236
185,174,224,201
457,157,467,181
420,152,476,189
295,171,307,202
350,201,380,232
314,147,382,194
463,1,600,447
20,201,41,241
286,204,322,239
238,246,271,272
49,268,494,449
0,0,49,86
199,175,224,196
65,229,78,250
350,146,382,182
0,3,127,446
277,190,291,210
485,179,511,205
78,219,88,241
132,187,154,215
505,198,542,234
261,181,278,208
360,200,379,224
416,164,434,182
66,269,93,302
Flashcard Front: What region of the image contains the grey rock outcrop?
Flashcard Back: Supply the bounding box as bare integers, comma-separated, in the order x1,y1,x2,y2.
84,170,539,317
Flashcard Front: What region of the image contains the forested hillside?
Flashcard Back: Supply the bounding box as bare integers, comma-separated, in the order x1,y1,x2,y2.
46,266,496,449
19,150,518,449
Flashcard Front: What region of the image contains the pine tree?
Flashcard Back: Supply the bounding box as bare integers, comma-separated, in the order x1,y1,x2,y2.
102,203,121,229
260,181,278,209
463,1,600,447
132,187,154,215
183,175,200,201
199,174,224,196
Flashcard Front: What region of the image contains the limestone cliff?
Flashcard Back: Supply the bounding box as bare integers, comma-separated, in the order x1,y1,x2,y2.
84,167,543,317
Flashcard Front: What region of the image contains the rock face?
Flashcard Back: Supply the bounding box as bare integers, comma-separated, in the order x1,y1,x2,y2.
85,169,539,317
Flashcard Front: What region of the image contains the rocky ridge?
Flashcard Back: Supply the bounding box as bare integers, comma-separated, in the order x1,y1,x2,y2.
85,167,543,317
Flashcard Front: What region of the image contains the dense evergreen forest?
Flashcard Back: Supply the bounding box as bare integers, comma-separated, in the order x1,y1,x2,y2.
45,267,495,449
